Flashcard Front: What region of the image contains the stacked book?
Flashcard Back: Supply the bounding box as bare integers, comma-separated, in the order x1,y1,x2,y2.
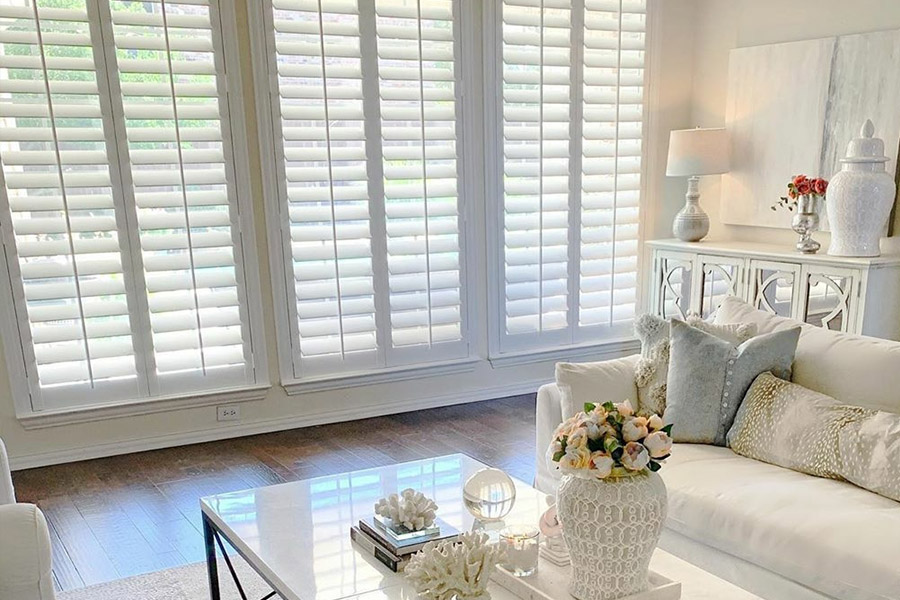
351,515,460,572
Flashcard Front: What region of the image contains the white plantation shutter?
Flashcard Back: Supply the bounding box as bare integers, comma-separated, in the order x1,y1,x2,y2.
495,0,646,352
104,0,252,392
258,0,467,378
0,0,259,411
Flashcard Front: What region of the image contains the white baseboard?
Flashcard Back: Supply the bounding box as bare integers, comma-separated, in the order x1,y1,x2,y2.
8,378,550,471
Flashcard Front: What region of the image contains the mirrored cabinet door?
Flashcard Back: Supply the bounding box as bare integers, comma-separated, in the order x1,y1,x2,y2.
654,252,695,320
801,267,859,332
698,256,744,319
750,260,801,318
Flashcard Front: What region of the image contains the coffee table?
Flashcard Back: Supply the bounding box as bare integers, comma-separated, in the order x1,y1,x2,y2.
200,454,760,600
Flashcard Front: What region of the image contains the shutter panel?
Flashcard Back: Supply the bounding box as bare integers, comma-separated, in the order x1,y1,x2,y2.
106,0,251,389
578,0,644,328
501,0,572,339
376,0,463,351
0,1,140,402
269,0,378,371
0,0,257,411
261,0,467,377
497,0,646,351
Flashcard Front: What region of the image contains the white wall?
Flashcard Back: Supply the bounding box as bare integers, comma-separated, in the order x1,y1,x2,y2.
0,0,699,469
687,0,900,249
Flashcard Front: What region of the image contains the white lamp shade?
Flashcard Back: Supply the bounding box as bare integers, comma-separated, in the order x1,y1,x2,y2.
666,127,730,177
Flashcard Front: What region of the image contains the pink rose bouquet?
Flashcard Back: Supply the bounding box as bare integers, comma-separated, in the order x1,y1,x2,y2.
548,401,673,479
772,174,828,212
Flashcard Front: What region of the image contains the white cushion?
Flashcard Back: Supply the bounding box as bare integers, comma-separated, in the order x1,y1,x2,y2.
0,504,55,600
661,444,900,600
714,296,900,414
555,355,640,419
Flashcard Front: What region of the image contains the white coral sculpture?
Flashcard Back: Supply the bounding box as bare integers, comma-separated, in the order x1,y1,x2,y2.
374,488,438,531
405,531,505,600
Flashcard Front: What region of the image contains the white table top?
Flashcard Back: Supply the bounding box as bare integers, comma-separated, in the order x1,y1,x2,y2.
200,454,760,600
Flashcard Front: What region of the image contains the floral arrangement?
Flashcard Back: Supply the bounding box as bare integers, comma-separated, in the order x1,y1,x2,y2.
771,174,828,211
405,531,505,600
548,401,673,479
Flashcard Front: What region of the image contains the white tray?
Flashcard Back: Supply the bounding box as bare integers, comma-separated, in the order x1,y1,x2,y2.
492,557,681,600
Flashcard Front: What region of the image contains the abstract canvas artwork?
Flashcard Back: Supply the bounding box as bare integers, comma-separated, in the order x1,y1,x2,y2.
721,29,900,230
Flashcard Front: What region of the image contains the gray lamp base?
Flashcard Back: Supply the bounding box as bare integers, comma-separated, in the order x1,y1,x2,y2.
673,176,710,242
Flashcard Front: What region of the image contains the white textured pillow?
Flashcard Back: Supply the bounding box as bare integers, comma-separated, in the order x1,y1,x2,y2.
715,296,900,414
555,355,640,419
634,314,756,416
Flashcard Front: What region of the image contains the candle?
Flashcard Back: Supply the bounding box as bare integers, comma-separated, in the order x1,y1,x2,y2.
500,524,540,577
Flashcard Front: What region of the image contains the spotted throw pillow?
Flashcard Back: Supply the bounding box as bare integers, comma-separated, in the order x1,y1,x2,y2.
729,372,900,502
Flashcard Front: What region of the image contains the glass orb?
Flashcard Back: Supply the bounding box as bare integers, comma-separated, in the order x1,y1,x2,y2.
463,468,516,521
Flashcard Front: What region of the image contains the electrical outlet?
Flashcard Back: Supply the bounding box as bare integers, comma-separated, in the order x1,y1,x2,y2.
216,404,240,421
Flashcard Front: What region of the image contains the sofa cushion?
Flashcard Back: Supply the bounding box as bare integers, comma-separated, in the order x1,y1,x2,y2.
661,444,900,600
714,296,900,413
555,355,640,419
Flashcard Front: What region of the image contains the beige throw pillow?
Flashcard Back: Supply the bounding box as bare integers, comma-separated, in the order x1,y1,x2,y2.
729,372,900,503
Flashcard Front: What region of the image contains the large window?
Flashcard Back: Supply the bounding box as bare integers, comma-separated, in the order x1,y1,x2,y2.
490,0,646,353
0,0,262,412
253,0,469,380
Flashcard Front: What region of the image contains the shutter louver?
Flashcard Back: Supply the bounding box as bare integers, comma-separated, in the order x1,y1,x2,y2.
0,0,257,411
261,0,467,377
0,0,139,398
497,0,646,351
107,0,249,387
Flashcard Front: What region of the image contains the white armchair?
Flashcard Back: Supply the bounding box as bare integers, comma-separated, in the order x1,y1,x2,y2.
0,438,55,600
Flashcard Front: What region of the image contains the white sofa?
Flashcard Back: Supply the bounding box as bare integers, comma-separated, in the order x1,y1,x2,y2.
0,438,55,600
535,297,900,600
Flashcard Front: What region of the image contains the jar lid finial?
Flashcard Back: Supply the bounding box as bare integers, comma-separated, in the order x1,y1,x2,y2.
841,119,889,164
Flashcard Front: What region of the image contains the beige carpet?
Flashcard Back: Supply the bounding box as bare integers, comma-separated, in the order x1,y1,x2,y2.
58,558,280,600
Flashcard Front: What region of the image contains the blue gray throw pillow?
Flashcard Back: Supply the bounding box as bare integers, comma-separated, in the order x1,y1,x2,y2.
665,319,801,445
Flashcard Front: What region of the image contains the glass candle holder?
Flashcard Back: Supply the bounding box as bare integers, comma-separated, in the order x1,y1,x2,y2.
500,524,540,577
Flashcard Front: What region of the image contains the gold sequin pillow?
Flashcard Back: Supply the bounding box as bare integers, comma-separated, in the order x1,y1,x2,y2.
726,372,873,480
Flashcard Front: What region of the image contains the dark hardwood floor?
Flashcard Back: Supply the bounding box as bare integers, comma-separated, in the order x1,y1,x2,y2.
11,394,537,592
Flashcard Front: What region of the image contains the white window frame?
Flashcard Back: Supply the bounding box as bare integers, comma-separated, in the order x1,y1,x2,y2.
483,0,655,359
248,0,482,392
0,0,270,428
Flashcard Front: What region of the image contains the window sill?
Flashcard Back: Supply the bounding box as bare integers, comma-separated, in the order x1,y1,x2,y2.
16,383,272,430
282,357,480,395
488,338,640,368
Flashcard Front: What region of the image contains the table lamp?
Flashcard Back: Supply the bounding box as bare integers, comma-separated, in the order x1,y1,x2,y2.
666,127,730,242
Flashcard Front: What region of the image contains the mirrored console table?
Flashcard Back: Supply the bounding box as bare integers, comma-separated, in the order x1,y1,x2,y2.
646,239,900,340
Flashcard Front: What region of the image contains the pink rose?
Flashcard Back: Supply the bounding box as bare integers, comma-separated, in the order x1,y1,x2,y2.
621,441,650,471
643,431,673,459
812,178,828,196
797,180,812,195
792,174,808,187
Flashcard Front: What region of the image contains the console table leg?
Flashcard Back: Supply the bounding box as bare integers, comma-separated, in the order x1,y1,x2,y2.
203,514,221,600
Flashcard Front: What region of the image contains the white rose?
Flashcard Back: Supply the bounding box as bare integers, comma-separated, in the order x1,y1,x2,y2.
647,414,664,432
589,452,614,478
616,400,635,417
622,416,649,442
567,427,589,449
549,440,563,457
621,441,650,471
643,431,673,459
561,445,591,471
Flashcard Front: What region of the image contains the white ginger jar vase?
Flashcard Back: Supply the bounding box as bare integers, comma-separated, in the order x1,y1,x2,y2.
827,119,897,257
556,472,667,600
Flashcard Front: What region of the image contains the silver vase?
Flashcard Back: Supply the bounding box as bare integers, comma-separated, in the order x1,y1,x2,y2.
792,194,821,254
